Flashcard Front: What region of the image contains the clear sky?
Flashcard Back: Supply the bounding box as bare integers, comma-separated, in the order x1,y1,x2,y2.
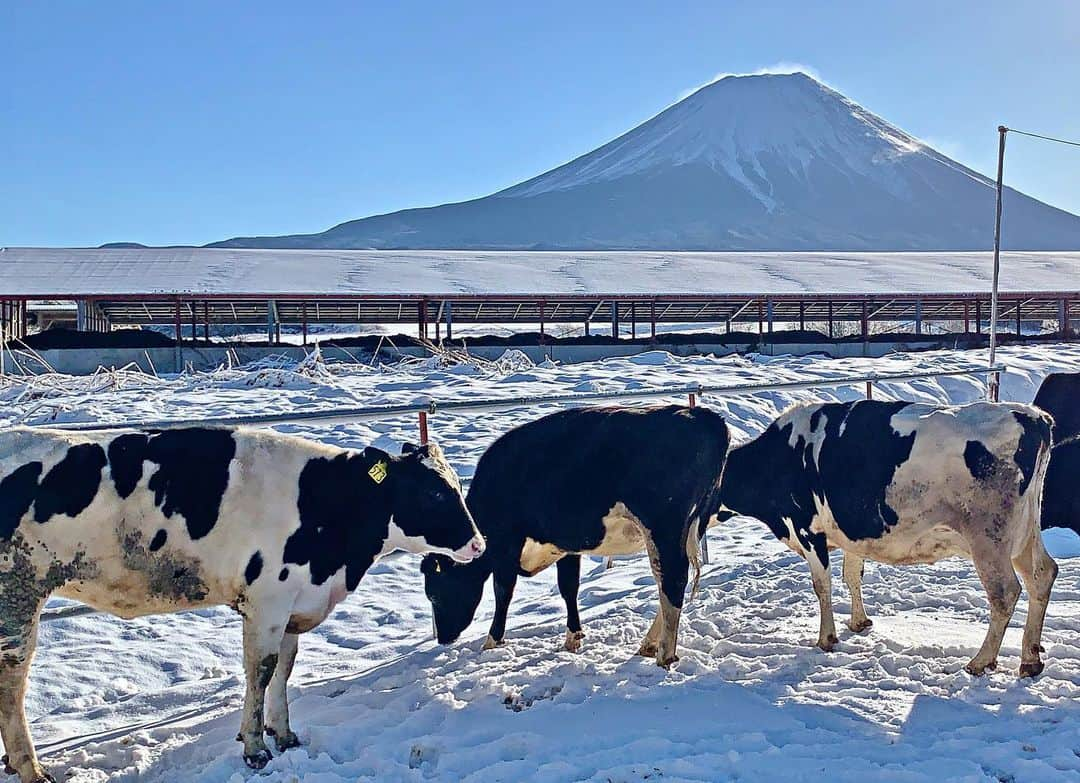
4,0,1079,247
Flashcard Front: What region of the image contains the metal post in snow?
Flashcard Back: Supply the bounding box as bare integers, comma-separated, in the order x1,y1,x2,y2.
688,392,696,408
650,299,656,341
418,411,429,446
174,299,183,372
445,301,453,341
866,381,873,400
989,125,1007,402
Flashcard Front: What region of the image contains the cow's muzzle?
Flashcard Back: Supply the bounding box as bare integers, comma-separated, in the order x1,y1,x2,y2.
451,535,486,563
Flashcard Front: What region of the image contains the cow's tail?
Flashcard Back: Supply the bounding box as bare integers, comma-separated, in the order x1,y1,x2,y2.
685,520,703,603
1024,411,1055,541
685,477,724,602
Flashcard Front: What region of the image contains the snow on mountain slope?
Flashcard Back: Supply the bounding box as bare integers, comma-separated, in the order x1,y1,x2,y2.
497,72,928,206
5,344,1080,782
208,73,1080,251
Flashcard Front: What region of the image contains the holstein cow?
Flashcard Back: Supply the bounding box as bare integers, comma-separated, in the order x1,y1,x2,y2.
717,400,1056,677
422,405,729,667
0,427,484,783
1033,371,1080,535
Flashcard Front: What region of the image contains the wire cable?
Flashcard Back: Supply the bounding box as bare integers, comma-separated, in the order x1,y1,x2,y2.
1007,128,1080,148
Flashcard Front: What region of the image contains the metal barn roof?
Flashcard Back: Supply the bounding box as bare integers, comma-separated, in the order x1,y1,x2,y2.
2,247,1079,331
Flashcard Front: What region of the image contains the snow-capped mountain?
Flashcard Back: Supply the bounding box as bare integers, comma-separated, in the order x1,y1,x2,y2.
209,73,1080,251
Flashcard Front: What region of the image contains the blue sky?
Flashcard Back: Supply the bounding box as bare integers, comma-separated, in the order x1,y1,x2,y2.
4,0,1079,247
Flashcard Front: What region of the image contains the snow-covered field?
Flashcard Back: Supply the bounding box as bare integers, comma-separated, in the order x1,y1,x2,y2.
4,344,1080,782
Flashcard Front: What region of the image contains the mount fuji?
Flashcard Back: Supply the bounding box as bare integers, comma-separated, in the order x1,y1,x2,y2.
208,72,1080,251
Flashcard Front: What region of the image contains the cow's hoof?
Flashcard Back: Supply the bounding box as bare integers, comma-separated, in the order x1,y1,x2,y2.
656,654,679,669
31,775,58,783
848,617,873,633
563,630,585,653
243,749,273,770
268,728,301,752
637,642,658,657
964,658,997,676
817,634,839,652
1018,661,1045,679
2,755,14,776
482,635,505,651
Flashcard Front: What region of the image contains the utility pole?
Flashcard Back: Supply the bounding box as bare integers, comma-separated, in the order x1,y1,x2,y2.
989,125,1007,402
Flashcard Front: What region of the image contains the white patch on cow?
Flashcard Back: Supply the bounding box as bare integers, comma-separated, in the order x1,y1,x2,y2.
518,502,648,575
786,408,829,468
421,446,462,492
520,538,565,575
379,518,484,564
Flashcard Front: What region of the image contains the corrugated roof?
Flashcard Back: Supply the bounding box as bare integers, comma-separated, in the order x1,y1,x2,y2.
3,247,1080,297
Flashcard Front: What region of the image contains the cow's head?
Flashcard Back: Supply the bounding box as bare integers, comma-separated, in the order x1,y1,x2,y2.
385,442,485,564
420,552,488,644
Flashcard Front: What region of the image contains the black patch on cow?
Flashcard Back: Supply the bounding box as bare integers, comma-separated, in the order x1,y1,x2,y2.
0,462,43,540
1042,438,1080,533
149,529,167,551
278,568,289,581
817,401,915,540
964,440,998,483
1034,373,1080,442
107,433,150,498
285,451,394,591
809,408,824,433
245,552,263,585
33,443,107,523
108,429,235,539
1013,411,1050,495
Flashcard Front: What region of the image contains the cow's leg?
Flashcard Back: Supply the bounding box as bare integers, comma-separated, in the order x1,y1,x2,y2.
556,555,585,652
966,546,1021,676
0,602,54,783
805,542,838,651
639,531,689,668
1013,533,1058,678
264,632,301,752
842,552,872,633
238,611,287,769
484,564,519,650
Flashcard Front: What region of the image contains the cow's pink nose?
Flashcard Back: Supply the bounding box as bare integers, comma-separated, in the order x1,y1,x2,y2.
469,538,486,557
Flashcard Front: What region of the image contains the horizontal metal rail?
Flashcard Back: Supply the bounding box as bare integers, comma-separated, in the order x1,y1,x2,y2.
35,362,1004,623
36,365,1005,433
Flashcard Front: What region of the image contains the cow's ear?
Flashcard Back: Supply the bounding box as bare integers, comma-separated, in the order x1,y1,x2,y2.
401,442,419,455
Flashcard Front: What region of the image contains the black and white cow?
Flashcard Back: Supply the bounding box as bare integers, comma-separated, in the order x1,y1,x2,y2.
717,400,1056,677
421,405,729,668
1033,371,1080,535
0,426,483,783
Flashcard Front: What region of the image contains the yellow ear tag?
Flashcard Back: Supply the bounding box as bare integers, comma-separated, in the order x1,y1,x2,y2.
368,460,388,484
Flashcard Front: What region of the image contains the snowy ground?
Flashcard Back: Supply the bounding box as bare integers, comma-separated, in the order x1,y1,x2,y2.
4,344,1080,782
